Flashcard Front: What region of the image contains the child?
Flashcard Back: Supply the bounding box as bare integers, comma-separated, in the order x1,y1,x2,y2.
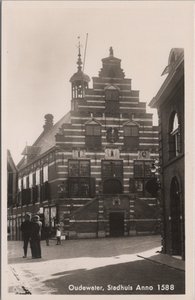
44,224,51,246
56,225,61,245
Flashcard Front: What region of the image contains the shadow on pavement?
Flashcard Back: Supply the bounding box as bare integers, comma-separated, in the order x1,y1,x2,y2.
42,259,185,295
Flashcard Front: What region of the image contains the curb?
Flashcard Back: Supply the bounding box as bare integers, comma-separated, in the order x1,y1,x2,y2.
137,255,185,272
9,266,32,295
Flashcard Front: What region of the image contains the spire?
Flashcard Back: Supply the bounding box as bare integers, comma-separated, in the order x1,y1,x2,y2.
77,36,82,71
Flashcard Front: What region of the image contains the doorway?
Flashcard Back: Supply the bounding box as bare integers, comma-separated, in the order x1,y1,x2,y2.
109,212,124,237
170,177,182,255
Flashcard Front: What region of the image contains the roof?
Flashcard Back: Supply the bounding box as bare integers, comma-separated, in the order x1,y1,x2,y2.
7,150,18,172
149,48,184,109
102,55,121,63
69,70,90,83
17,112,71,169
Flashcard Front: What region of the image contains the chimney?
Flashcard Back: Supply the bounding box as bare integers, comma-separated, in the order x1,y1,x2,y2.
43,114,54,132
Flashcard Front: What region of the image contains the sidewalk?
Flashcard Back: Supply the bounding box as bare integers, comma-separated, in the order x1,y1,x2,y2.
137,249,185,271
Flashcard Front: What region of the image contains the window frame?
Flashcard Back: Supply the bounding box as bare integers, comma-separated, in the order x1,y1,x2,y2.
68,159,91,178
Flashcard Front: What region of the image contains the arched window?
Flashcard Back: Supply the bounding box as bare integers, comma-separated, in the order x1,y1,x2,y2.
123,122,139,149
85,121,101,150
169,112,181,159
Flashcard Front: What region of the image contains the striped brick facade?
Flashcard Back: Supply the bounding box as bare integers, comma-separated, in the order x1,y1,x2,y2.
8,48,160,240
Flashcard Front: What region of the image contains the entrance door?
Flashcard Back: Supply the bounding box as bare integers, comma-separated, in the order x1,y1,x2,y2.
103,179,122,194
170,177,182,255
109,212,124,237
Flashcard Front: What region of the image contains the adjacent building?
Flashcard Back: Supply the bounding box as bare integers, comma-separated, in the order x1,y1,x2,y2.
8,47,160,240
7,150,18,240
149,48,185,259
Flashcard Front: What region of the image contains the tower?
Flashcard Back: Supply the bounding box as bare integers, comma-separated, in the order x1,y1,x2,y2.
69,39,90,111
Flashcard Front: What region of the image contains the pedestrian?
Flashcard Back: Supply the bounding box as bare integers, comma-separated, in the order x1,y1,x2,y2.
31,215,42,258
20,213,32,258
44,224,51,246
56,225,61,245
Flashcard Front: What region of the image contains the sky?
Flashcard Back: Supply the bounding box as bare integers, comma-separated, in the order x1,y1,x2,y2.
2,1,194,164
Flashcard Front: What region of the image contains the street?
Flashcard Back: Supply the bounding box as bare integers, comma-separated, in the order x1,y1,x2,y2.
7,235,185,295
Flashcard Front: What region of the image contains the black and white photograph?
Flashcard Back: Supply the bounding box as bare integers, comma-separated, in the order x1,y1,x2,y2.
2,1,194,299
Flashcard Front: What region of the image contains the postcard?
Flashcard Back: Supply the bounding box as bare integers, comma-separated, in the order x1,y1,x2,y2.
2,1,194,300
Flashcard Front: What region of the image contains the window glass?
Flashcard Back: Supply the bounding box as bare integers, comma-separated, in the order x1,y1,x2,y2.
102,160,123,179
35,169,40,185
124,125,138,136
86,125,101,136
29,173,33,187
80,161,90,176
69,160,90,177
134,161,153,178
105,89,119,101
18,178,22,191
172,113,179,133
43,165,48,182
144,162,152,178
23,176,27,189
169,112,180,158
69,161,79,177
134,162,144,178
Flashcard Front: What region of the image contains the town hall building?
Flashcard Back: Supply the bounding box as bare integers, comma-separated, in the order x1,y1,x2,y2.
8,47,160,240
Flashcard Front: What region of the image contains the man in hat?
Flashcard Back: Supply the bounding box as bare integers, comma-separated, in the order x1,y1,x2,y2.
31,215,42,258
21,213,32,258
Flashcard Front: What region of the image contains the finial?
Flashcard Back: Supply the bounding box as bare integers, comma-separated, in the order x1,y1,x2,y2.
77,36,82,71
109,46,114,57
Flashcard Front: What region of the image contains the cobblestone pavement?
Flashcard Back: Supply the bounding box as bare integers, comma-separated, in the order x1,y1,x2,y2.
6,235,185,295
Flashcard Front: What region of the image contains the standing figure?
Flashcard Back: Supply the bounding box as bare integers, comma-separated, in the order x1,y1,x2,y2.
44,224,51,246
56,225,61,245
31,215,42,258
21,213,32,258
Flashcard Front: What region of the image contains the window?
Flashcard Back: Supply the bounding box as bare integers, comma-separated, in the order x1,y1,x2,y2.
43,165,48,182
23,176,27,189
85,124,101,150
68,160,94,197
134,161,153,179
102,160,123,179
29,173,33,188
68,178,90,197
105,87,119,116
105,89,119,101
169,112,181,159
68,160,90,177
130,160,154,196
18,178,22,191
36,169,40,185
123,123,139,149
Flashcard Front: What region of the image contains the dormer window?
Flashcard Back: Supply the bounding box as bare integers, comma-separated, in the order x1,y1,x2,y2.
123,121,139,149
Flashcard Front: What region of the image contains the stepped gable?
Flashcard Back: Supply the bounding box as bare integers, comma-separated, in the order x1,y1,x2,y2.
99,47,125,79
17,112,71,169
